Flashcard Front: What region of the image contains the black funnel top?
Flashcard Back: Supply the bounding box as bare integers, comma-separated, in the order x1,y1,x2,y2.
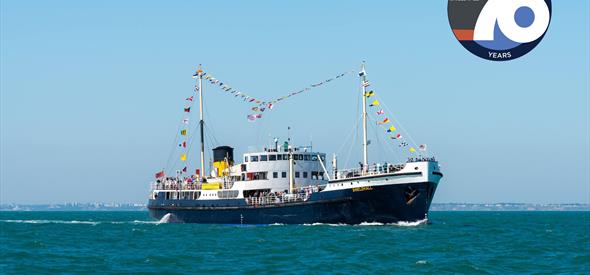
213,146,234,163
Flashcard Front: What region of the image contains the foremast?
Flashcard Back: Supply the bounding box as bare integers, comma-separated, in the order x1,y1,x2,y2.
194,65,206,181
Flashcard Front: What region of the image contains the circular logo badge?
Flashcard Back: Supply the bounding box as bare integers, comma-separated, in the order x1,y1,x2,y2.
448,0,552,61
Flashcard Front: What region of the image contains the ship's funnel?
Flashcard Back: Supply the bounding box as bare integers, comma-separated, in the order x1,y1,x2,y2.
212,146,234,177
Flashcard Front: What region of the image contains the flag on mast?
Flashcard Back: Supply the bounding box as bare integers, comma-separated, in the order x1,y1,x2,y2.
155,171,165,178
359,67,366,77
377,118,390,125
390,133,403,140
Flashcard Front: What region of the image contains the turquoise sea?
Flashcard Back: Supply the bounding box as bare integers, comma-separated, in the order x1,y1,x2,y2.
1,211,588,274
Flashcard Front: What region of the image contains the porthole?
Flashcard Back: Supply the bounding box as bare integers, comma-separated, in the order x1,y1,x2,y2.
414,167,419,170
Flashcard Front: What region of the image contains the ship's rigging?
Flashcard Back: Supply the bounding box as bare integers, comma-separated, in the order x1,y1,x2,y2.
156,63,428,181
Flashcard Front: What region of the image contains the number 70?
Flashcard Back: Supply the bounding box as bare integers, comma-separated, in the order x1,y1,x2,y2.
474,0,550,43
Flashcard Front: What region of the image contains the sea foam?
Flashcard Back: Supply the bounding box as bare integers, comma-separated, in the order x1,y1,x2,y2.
0,219,99,225
394,218,428,227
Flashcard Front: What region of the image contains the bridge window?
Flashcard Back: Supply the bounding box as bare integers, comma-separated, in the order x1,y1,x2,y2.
277,154,282,160
269,154,276,161
304,155,310,161
311,171,318,180
261,155,268,161
251,156,259,162
244,156,248,162
273,172,278,178
257,172,267,180
246,172,267,180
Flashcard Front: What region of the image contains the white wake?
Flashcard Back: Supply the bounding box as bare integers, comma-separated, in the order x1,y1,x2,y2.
301,219,429,227
0,219,99,225
393,218,429,227
1,219,165,225
155,213,180,224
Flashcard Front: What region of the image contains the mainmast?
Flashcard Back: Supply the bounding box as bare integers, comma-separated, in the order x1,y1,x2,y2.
360,63,368,174
195,65,206,181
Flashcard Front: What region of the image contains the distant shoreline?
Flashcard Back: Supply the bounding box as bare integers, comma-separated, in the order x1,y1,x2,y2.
1,203,589,212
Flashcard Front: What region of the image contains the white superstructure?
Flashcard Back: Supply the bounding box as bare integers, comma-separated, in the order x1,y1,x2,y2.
228,146,327,193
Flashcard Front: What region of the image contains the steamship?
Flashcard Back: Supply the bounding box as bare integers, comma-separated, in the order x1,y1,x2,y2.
147,64,443,224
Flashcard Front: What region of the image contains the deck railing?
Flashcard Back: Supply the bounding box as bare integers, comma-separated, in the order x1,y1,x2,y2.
334,163,405,180
245,193,311,206
151,180,236,191
151,182,202,191
333,157,436,180
407,157,436,163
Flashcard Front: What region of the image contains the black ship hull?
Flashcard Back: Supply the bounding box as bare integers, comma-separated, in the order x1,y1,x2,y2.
148,181,438,225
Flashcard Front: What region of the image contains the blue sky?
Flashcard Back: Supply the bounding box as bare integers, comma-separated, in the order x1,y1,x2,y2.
1,1,588,204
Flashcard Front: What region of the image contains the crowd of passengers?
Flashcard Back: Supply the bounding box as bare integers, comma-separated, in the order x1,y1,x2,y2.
348,157,436,177
407,157,436,162
155,156,436,189
246,185,319,204
155,176,202,190
350,162,405,177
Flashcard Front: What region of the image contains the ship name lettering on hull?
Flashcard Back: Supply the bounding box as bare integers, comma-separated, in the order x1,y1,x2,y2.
352,186,373,192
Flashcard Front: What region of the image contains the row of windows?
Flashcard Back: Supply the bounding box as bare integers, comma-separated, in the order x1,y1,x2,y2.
162,191,201,200
245,154,325,163
160,191,234,200
271,171,325,180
